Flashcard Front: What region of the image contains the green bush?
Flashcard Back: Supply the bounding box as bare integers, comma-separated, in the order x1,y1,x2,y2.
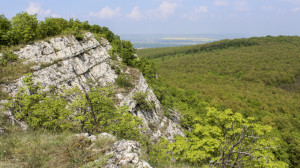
74,30,84,41
116,74,133,88
4,74,72,130
0,50,18,65
0,14,11,45
10,12,39,44
38,17,68,38
133,91,151,111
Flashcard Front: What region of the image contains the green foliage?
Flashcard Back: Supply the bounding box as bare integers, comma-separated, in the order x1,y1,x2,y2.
139,36,300,167
0,50,18,65
134,57,157,80
10,12,39,44
155,107,287,167
4,74,142,140
133,91,152,111
111,38,137,66
101,26,115,43
74,31,84,41
0,14,11,46
4,74,71,130
148,138,173,167
114,66,121,75
116,73,133,88
65,86,143,140
38,17,67,38
137,38,260,60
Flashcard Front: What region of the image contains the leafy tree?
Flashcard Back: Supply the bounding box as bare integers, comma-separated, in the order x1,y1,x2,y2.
90,25,102,34
134,58,157,80
0,14,11,45
101,26,115,42
82,21,91,31
38,17,68,38
119,40,136,66
10,12,38,44
64,86,143,140
168,107,288,167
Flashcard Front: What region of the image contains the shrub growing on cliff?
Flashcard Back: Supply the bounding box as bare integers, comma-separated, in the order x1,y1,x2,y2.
5,74,72,130
116,73,133,88
4,74,143,140
133,91,152,111
0,50,18,65
65,86,142,140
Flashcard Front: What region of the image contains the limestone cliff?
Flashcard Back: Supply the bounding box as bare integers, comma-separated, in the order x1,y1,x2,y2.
1,32,184,140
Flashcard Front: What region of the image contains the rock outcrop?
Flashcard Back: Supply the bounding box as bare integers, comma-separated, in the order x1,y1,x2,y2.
3,32,116,95
77,132,151,168
106,139,152,168
1,32,184,140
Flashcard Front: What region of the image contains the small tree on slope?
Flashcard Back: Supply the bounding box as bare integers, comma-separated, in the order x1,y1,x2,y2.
169,107,288,167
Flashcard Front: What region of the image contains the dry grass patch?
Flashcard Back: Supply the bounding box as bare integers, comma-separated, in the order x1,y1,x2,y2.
0,61,35,85
0,130,110,168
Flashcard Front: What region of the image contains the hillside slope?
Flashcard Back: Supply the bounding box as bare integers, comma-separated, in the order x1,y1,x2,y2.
1,32,183,140
0,32,185,167
138,36,300,167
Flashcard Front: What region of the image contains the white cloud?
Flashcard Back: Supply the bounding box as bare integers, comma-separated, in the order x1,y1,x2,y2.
26,2,58,17
26,2,40,14
234,1,250,12
292,7,300,12
181,6,208,21
89,7,121,19
127,6,142,21
214,0,228,6
148,1,178,19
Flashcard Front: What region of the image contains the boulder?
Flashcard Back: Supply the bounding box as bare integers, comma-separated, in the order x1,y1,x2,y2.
105,140,152,168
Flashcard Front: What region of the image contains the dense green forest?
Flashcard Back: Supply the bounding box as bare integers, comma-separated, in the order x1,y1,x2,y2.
0,11,299,167
138,37,300,167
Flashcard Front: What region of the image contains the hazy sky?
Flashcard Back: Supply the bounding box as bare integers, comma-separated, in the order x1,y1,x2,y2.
1,0,300,36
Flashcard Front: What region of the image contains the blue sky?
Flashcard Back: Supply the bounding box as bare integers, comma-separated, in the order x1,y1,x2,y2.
1,0,300,36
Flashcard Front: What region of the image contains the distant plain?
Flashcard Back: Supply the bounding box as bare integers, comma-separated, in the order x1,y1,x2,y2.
121,34,247,48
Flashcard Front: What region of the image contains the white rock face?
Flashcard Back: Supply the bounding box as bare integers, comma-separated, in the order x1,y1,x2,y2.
3,32,117,95
105,140,152,168
120,75,184,141
1,32,184,140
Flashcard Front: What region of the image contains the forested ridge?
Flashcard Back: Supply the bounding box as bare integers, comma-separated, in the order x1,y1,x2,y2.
138,36,300,167
0,11,298,167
